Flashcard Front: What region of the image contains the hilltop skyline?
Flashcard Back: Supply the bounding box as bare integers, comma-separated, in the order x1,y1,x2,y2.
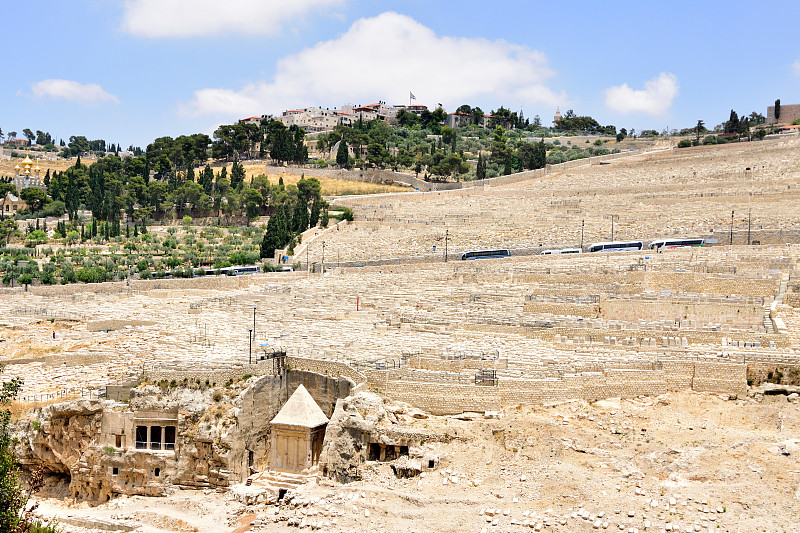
3,0,799,147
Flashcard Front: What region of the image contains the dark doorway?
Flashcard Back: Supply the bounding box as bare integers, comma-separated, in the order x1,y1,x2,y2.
368,443,381,461
164,426,176,450
135,426,147,449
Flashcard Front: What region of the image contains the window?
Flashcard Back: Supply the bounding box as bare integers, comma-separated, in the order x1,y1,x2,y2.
164,426,176,450
112,467,119,476
150,426,162,450
154,468,160,477
135,426,148,449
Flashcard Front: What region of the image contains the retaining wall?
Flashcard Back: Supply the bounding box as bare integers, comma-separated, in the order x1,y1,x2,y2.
376,360,747,415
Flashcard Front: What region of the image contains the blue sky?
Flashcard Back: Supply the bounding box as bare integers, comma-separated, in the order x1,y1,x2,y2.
3,0,799,148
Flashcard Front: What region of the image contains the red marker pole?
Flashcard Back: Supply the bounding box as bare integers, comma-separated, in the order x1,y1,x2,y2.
356,296,359,311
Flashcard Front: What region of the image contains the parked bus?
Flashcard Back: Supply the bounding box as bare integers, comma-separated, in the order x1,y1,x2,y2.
460,249,511,260
648,238,705,251
203,265,261,276
541,248,581,255
587,241,643,253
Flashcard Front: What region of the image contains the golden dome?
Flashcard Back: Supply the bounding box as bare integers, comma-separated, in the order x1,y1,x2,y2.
23,155,33,165
14,164,21,171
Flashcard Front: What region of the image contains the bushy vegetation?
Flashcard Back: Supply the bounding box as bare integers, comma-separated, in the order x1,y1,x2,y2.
1,365,59,533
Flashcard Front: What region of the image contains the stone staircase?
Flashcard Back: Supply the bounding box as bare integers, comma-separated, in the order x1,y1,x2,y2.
250,467,319,492
231,468,319,505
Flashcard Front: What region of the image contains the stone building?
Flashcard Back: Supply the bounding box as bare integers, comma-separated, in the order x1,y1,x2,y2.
278,107,352,133
4,137,30,148
766,103,800,125
11,153,46,192
1,192,27,215
269,384,328,473
553,107,562,127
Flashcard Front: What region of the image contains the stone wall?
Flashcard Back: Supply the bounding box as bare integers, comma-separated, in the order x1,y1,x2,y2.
375,360,747,415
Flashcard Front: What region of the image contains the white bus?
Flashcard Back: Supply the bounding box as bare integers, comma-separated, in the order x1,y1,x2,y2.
587,241,643,253
540,248,582,255
648,238,705,251
460,249,511,260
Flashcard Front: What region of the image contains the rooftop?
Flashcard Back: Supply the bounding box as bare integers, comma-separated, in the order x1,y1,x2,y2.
270,384,329,428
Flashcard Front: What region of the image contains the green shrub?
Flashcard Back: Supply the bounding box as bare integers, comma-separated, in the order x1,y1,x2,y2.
677,139,692,148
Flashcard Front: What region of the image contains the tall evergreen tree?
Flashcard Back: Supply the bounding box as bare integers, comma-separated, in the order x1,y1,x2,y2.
476,154,486,180
230,161,245,189
775,99,781,121
309,196,321,228
336,140,348,168
292,198,310,233
200,164,214,194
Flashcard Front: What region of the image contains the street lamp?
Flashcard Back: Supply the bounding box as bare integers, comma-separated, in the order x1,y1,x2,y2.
247,328,253,364
445,229,449,263
580,219,585,250
252,306,257,341
322,241,326,272
730,210,735,247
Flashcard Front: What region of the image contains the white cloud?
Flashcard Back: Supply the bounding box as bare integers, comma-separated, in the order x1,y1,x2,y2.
121,0,345,38
604,73,679,115
793,59,800,76
180,12,566,119
30,79,119,104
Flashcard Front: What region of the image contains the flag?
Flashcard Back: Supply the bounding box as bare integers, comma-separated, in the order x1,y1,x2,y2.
410,92,416,100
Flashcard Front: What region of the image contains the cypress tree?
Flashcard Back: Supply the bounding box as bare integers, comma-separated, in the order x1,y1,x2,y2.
231,161,245,189
775,99,781,121
292,199,309,233
309,196,321,228
476,154,486,180
336,140,348,168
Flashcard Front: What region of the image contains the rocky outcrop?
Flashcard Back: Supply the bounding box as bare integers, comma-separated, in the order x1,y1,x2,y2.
319,391,438,483
15,399,108,477
14,369,352,504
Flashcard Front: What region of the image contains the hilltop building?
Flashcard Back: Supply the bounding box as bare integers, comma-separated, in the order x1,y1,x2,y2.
553,108,562,127
4,138,30,148
277,108,352,133
239,115,274,126
11,152,46,192
766,104,800,126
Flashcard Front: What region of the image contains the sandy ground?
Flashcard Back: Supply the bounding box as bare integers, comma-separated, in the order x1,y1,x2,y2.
30,390,800,533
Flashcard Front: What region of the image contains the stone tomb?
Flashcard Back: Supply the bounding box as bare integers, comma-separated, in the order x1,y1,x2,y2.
269,385,329,473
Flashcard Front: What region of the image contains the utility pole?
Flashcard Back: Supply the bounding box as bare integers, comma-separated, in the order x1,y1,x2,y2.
747,209,751,246
580,219,585,250
252,306,257,342
322,241,326,271
306,245,309,272
730,210,735,247
605,214,619,241
247,328,253,365
445,229,449,262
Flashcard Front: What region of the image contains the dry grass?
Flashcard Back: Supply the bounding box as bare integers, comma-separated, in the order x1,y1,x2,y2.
0,155,77,179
